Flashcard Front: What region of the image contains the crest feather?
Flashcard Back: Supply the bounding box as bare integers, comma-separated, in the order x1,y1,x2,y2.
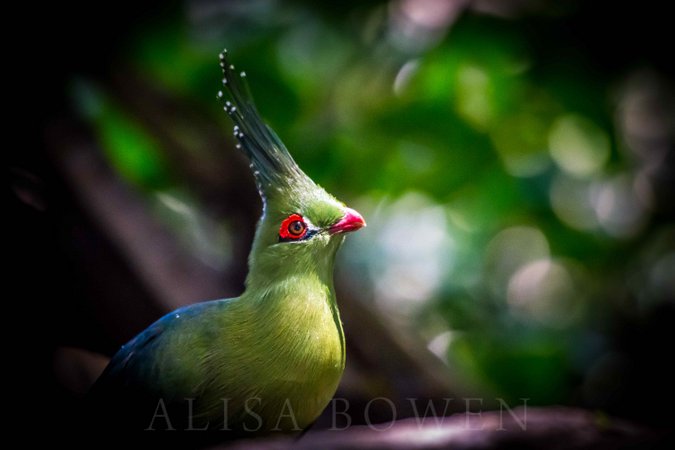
218,49,313,201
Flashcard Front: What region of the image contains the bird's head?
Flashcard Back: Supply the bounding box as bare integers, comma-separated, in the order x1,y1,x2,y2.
218,50,365,281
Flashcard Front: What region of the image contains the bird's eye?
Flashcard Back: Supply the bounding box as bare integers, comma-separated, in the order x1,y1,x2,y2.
279,214,308,240
288,220,305,236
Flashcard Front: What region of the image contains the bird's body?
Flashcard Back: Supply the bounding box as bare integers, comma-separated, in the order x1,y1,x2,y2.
88,50,364,435
95,273,344,431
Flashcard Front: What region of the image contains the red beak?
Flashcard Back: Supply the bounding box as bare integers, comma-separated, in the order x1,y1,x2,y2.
329,207,366,235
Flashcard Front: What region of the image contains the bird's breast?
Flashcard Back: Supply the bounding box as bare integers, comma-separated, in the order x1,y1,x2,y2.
244,282,345,428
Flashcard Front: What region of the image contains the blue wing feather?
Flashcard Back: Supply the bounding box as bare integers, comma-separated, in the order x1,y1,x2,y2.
87,300,231,430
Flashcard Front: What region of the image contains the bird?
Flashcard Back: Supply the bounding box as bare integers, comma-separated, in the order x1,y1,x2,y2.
87,49,365,438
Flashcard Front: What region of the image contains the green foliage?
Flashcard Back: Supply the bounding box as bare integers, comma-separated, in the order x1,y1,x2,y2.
73,81,173,190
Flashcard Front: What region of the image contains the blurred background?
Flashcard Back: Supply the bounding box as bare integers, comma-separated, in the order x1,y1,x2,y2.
8,0,674,437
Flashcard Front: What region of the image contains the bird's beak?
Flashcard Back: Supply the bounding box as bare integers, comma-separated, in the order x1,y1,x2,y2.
329,207,366,235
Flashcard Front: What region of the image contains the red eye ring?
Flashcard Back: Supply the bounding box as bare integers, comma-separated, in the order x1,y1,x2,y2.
279,214,307,240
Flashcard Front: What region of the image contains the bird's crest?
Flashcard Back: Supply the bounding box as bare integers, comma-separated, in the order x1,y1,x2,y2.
217,49,314,204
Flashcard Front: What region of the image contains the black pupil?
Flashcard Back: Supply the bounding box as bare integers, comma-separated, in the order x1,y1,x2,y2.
289,220,305,235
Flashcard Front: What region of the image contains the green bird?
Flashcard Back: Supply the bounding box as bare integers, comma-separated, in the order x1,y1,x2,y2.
88,50,365,436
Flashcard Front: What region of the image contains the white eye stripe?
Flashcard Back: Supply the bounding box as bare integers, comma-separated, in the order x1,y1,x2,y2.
303,217,316,229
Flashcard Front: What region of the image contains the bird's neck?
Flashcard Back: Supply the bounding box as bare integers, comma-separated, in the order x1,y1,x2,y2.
243,245,342,301
243,225,345,297
240,237,346,369
240,235,345,350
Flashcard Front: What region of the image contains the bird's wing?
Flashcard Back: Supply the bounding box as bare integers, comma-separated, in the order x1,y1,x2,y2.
86,301,227,429
95,320,166,388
